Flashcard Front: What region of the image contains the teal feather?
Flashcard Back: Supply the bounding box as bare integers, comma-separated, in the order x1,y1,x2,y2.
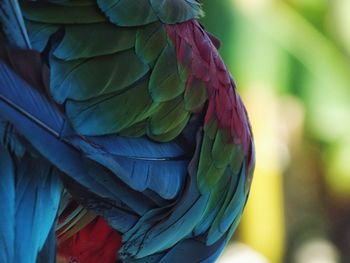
20,1,105,24
25,21,59,52
97,0,158,26
150,0,203,24
207,164,246,245
149,98,189,135
212,130,235,169
121,174,210,258
50,50,149,102
147,115,191,142
65,77,154,135
149,42,186,102
157,237,226,263
136,194,209,258
196,168,232,236
53,23,137,59
196,134,215,191
120,121,147,137
135,22,168,65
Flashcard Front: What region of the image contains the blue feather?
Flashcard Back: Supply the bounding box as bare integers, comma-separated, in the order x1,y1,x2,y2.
200,240,226,263
37,225,57,263
120,153,210,259
207,164,247,245
0,120,25,157
122,237,226,263
0,143,62,263
72,135,190,199
0,59,155,215
14,155,62,263
0,0,31,48
0,36,242,262
193,168,232,236
25,20,59,52
0,58,190,203
0,60,65,137
0,58,193,242
0,145,15,263
157,237,226,263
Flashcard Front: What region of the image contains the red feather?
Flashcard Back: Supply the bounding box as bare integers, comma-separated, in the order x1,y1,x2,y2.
57,217,122,263
166,20,252,150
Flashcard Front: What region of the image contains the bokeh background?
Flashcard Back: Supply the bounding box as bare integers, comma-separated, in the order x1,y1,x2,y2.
200,0,350,262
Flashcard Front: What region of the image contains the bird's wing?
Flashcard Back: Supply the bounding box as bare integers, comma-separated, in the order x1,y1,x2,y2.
0,1,255,262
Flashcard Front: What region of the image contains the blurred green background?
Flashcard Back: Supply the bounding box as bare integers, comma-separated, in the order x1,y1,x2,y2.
200,0,350,262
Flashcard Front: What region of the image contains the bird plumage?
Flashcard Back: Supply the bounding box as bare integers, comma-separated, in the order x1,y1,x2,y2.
0,0,255,262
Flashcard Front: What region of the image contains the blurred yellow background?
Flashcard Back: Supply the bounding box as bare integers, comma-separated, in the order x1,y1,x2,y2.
200,0,350,262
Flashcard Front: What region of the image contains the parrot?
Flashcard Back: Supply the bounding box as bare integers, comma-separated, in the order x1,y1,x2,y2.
0,0,255,262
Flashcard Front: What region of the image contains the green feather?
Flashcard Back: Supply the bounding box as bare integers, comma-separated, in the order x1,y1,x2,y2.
20,1,105,24
212,130,234,169
184,77,207,111
149,98,189,135
119,121,147,137
202,164,226,190
149,43,185,102
203,118,218,140
97,0,157,26
135,22,167,65
65,78,153,135
197,135,214,190
147,115,190,142
207,165,247,245
50,49,149,103
207,170,232,212
54,23,137,60
207,168,242,244
220,170,246,231
198,129,244,192
194,168,232,235
150,0,203,24
230,146,245,175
